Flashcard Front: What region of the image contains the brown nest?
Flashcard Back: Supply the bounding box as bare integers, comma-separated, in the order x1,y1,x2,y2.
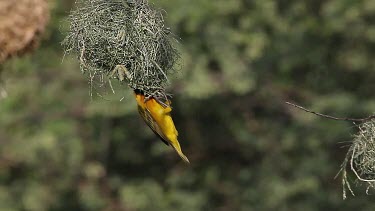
0,0,49,63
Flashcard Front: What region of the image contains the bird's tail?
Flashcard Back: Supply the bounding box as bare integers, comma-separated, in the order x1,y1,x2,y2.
170,140,190,164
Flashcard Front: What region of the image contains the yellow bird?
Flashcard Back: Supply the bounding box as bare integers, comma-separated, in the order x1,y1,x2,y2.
134,89,190,163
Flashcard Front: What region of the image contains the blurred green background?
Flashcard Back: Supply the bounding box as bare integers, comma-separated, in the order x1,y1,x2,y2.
1,0,375,210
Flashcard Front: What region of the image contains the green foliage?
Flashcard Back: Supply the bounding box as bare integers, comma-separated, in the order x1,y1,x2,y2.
0,0,374,210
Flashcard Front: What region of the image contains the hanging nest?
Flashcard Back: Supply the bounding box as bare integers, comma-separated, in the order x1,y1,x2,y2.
341,119,375,198
63,0,179,99
0,0,49,63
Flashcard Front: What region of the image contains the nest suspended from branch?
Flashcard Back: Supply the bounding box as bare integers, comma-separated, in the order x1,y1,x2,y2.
0,0,49,64
63,0,179,99
341,119,375,198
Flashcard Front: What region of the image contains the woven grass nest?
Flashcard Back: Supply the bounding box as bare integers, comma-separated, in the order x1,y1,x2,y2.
0,0,49,63
63,0,179,99
341,119,375,198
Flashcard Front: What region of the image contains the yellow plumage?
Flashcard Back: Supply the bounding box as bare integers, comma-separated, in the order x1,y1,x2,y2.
134,89,190,163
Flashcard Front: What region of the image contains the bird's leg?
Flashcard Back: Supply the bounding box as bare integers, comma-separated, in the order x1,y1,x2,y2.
144,94,169,108
145,94,152,101
156,99,169,108
110,65,132,82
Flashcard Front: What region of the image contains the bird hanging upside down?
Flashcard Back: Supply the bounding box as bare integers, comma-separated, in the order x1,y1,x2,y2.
134,89,190,163
111,65,189,163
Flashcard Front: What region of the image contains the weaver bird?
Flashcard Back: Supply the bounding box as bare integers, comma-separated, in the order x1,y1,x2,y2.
110,65,189,163
134,89,190,163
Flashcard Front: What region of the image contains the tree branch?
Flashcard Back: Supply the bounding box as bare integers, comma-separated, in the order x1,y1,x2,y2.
286,102,375,122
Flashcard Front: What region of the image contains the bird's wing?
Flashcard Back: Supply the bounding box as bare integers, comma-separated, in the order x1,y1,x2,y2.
137,105,169,146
